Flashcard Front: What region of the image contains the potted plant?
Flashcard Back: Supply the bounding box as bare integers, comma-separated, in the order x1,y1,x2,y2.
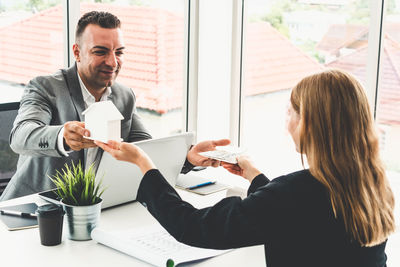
49,161,105,241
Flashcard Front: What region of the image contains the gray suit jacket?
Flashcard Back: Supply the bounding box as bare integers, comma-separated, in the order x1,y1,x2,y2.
0,64,151,200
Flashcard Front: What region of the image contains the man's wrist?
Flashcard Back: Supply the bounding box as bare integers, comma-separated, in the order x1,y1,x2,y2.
181,158,195,174
57,126,71,156
63,138,71,151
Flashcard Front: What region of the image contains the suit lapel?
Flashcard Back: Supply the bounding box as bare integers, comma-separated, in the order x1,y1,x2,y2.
64,64,85,122
62,64,86,167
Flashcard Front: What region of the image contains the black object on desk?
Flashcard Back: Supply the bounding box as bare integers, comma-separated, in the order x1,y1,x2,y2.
0,202,38,230
36,204,64,246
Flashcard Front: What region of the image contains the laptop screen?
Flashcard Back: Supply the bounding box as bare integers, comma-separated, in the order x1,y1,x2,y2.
96,132,194,209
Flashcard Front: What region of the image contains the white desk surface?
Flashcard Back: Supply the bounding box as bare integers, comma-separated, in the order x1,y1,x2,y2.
0,168,265,267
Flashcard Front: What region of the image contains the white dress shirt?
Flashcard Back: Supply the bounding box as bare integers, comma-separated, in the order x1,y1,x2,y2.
57,72,111,169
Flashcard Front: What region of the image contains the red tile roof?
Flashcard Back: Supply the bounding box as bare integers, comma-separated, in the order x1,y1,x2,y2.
385,22,400,44
0,6,63,83
327,36,400,125
0,4,325,114
244,22,324,95
90,4,185,114
6,4,397,126
0,3,185,114
316,24,368,55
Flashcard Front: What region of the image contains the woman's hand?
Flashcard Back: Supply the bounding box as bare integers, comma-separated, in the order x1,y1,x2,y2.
187,139,231,167
94,140,156,174
221,155,261,183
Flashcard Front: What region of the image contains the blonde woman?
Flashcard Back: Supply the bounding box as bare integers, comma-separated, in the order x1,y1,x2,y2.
95,69,395,267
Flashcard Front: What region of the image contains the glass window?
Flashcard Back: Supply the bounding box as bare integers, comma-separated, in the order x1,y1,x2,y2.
377,5,400,265
376,2,400,175
196,0,233,142
242,1,399,264
242,0,372,177
80,0,187,138
0,0,63,103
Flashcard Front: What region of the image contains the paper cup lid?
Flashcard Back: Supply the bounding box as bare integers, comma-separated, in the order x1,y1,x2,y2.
36,204,64,216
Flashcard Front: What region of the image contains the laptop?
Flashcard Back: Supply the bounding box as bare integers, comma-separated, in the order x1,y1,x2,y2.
39,132,194,209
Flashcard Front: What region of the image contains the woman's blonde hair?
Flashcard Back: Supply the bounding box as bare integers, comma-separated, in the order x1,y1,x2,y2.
290,69,395,247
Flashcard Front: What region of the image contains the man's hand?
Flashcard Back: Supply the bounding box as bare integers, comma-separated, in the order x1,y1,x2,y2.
63,121,96,151
187,139,231,167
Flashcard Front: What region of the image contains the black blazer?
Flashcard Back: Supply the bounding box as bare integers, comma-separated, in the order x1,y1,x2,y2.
137,169,388,267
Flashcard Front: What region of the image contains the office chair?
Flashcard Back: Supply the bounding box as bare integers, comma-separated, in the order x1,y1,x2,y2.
0,102,20,197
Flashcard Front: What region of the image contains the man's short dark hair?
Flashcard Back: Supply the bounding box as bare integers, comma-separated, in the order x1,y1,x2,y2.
76,11,121,42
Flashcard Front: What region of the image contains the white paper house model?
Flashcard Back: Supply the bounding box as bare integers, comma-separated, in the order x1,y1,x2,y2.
82,101,124,143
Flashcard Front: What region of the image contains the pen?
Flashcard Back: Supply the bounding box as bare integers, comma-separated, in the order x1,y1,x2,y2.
0,209,37,218
187,181,216,190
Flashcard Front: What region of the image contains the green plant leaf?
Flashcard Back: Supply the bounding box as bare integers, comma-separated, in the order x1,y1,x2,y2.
48,160,105,206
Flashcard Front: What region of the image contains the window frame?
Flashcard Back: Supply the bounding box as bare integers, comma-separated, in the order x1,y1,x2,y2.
0,0,388,142
232,0,387,146
64,0,192,136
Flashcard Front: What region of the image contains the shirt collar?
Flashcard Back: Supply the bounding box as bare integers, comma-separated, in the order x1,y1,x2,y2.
77,71,112,108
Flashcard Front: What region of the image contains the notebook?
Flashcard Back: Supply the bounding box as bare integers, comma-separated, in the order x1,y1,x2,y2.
91,224,230,266
176,173,229,195
0,203,38,231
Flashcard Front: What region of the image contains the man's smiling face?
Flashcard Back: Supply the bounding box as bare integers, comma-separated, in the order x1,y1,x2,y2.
74,24,125,93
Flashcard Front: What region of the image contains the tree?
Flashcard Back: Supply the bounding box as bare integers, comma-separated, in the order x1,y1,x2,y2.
260,0,296,38
345,0,397,24
28,0,58,12
386,0,397,14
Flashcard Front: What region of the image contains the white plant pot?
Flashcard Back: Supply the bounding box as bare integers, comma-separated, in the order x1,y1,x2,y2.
62,199,102,241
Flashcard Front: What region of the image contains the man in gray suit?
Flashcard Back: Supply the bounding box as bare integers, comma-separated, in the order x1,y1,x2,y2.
1,11,229,201
0,11,152,200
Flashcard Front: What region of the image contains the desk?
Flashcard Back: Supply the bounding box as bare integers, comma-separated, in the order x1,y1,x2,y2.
0,177,265,267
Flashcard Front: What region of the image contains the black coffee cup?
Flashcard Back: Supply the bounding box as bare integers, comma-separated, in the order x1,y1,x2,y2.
36,204,65,246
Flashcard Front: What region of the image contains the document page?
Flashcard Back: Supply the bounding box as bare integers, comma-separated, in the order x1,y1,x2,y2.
91,224,230,267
